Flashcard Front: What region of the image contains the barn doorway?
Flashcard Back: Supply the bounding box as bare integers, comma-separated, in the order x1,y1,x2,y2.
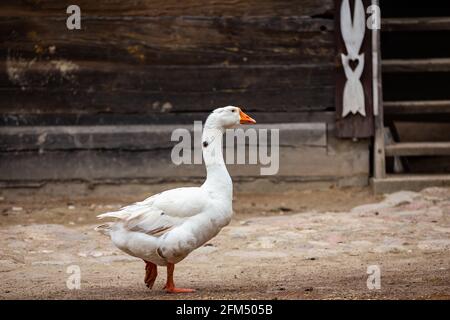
372,0,450,192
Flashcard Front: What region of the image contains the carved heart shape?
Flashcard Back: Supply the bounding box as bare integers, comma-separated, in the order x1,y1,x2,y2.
349,58,359,71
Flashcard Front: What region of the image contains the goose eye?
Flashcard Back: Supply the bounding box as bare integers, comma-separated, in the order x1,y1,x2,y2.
231,109,236,113
202,141,209,147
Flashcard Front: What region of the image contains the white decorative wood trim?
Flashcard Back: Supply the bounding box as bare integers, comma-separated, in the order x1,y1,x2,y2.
340,0,366,117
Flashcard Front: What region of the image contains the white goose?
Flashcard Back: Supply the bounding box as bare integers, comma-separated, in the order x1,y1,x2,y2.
96,106,256,293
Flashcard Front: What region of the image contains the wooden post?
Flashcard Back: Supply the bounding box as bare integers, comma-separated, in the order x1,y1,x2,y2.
372,0,385,178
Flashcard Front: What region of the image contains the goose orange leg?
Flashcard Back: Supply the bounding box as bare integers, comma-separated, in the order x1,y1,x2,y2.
164,263,195,293
144,260,157,289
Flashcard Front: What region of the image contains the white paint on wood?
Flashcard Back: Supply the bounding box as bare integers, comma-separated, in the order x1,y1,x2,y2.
340,0,366,117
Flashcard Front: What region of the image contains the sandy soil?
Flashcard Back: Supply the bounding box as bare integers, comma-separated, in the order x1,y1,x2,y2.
0,185,449,300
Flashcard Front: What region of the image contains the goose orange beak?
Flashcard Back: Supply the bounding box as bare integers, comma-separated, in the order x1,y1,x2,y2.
239,108,256,124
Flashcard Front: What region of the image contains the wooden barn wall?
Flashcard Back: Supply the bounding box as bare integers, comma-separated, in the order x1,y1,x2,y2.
0,1,371,187
1,0,335,126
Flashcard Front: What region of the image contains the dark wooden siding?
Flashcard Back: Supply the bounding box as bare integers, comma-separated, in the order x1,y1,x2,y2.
1,0,335,126
0,1,370,187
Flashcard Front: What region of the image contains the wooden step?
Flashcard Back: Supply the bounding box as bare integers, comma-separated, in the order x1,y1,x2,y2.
385,142,450,156
371,174,450,194
382,17,450,31
383,58,450,73
385,100,450,114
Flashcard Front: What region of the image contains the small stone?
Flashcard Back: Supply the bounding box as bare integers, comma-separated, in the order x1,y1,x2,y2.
12,207,23,212
91,251,103,258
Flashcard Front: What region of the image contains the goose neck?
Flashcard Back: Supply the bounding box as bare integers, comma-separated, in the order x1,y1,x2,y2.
201,126,232,196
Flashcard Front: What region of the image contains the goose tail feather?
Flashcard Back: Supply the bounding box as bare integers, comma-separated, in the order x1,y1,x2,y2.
94,222,114,236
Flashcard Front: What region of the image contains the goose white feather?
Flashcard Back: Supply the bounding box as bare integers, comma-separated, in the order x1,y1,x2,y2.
96,106,256,273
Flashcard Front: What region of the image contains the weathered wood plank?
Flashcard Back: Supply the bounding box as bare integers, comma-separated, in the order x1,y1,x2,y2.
385,142,450,156
0,86,334,114
0,147,367,181
373,0,385,179
383,58,450,73
384,100,450,114
1,16,334,65
372,174,450,194
0,135,369,182
0,123,327,151
382,17,450,31
0,62,335,113
0,111,336,126
1,0,334,17
0,125,181,151
0,61,335,91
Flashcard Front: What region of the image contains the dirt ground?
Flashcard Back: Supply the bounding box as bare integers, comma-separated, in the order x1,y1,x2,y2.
0,184,449,300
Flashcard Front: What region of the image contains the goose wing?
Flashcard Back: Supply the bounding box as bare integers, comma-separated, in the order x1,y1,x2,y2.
97,187,207,236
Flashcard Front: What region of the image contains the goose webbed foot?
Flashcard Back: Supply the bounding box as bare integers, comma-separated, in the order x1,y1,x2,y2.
164,262,195,293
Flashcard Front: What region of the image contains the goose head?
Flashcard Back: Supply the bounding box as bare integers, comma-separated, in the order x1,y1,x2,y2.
206,106,256,130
